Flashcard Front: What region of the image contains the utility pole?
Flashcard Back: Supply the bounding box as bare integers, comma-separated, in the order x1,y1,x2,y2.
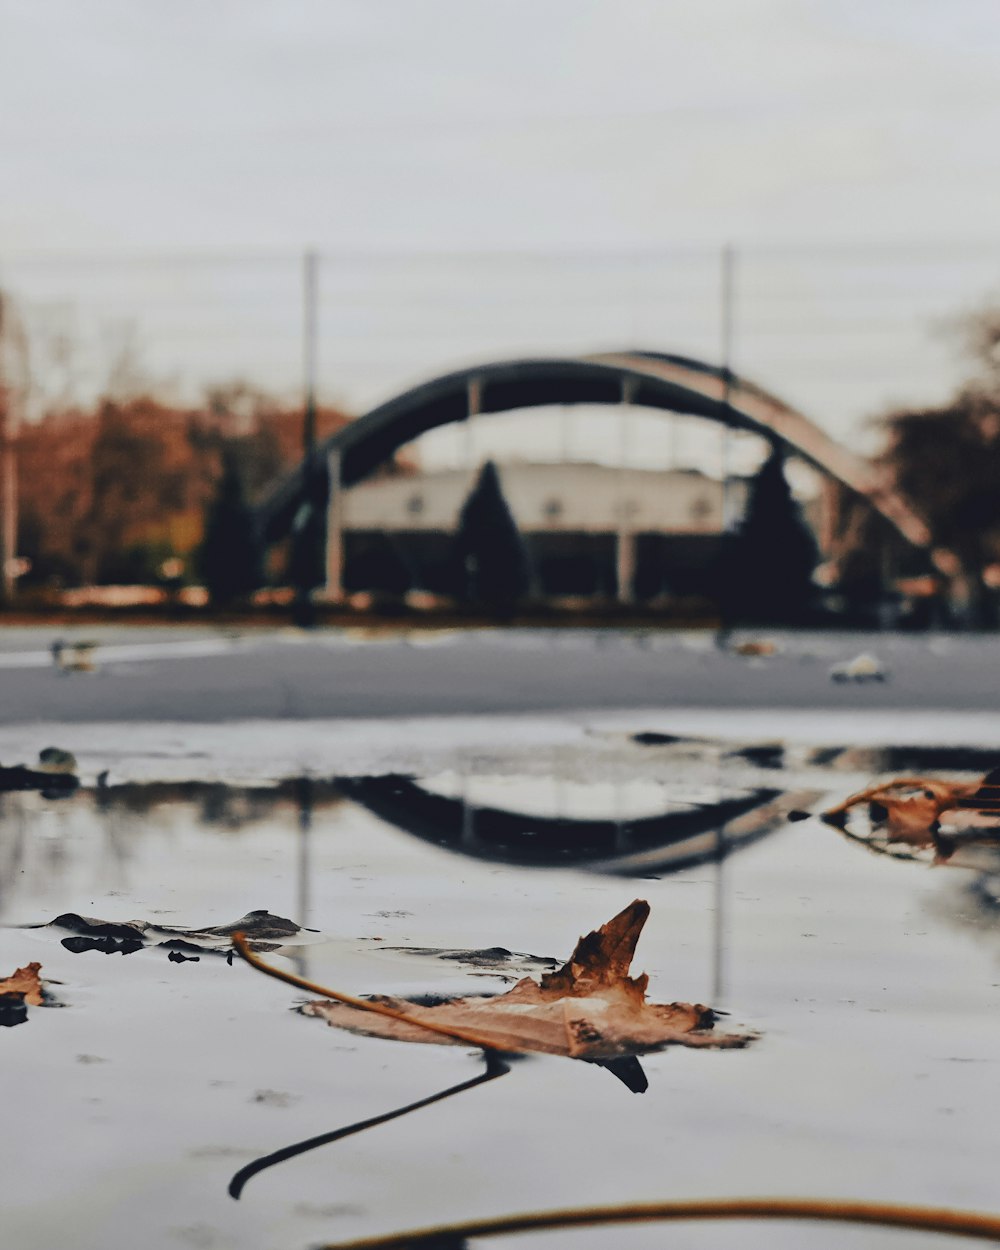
303,249,318,457
324,445,344,602
465,374,481,469
294,776,313,978
713,246,737,975
615,374,637,604
292,250,321,622
720,243,737,533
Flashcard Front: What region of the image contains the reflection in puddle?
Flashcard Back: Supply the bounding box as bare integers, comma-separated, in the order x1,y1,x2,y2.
229,1051,513,1200
334,773,808,875
7,736,1000,932
818,770,1000,873
805,743,1000,774
6,735,1000,913
227,1048,654,1201
0,761,814,912
90,776,346,827
0,779,341,911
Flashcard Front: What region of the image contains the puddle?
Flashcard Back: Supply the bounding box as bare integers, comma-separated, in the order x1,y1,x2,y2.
5,729,1000,1249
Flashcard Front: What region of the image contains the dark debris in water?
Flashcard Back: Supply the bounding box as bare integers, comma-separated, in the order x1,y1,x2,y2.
805,744,1000,774
729,743,785,769
61,935,144,956
52,914,147,941
0,991,29,1027
0,764,79,797
29,909,318,955
879,745,1000,774
0,746,79,797
382,945,558,974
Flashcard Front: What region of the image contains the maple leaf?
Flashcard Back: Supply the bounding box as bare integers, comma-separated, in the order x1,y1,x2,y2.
237,901,754,1060
0,962,45,1006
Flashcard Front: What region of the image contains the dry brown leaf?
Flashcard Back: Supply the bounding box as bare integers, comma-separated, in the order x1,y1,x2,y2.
0,962,45,1006
732,640,777,657
302,901,753,1059
820,767,1000,856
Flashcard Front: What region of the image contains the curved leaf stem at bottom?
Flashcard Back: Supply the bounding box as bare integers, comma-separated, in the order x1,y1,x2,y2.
317,1197,1000,1249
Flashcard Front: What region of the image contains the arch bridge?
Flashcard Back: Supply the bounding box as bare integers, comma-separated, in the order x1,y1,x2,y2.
257,350,933,598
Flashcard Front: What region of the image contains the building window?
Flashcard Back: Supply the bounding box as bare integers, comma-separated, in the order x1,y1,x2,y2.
690,496,712,522
542,498,563,522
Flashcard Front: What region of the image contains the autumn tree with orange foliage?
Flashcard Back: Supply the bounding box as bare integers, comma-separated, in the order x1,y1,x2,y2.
830,309,1000,627
17,386,352,589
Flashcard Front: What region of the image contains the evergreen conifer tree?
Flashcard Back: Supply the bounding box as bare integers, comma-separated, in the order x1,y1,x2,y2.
451,460,531,613
199,450,262,608
720,446,819,625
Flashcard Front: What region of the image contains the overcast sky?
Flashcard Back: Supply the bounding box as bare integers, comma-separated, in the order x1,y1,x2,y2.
2,0,999,472
3,0,1000,253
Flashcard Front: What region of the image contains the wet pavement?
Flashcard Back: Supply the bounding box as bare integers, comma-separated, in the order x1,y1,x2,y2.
1,625,1000,720
5,628,1000,1248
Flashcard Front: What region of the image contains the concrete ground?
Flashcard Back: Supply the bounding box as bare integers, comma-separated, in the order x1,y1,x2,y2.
0,623,997,723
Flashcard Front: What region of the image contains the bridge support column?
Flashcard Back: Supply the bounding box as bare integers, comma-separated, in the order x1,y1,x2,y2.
616,375,637,604
465,375,482,466
616,531,636,606
818,476,838,556
323,447,345,602
0,385,15,609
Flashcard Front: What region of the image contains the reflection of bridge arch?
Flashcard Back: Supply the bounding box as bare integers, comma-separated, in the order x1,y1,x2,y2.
336,773,806,875
258,351,932,554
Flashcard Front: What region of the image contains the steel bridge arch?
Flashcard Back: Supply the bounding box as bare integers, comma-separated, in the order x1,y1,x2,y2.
257,351,931,551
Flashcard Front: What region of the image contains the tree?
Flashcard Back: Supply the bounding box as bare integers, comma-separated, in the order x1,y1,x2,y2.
199,448,262,607
832,307,1000,627
719,446,819,625
79,400,166,584
451,460,531,614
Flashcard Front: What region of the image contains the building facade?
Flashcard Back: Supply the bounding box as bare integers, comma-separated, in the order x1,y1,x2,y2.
340,461,751,602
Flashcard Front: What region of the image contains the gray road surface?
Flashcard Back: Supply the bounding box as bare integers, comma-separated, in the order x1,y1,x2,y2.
0,625,997,722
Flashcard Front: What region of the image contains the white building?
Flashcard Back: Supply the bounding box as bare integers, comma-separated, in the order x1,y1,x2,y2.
338,461,755,602
343,462,743,535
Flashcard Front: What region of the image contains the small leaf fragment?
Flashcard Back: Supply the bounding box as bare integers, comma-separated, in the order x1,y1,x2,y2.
0,962,47,1024
0,962,45,1007
820,771,1000,851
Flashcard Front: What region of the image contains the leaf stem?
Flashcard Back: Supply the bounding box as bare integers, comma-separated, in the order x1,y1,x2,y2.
230,932,501,1051
316,1196,1000,1249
